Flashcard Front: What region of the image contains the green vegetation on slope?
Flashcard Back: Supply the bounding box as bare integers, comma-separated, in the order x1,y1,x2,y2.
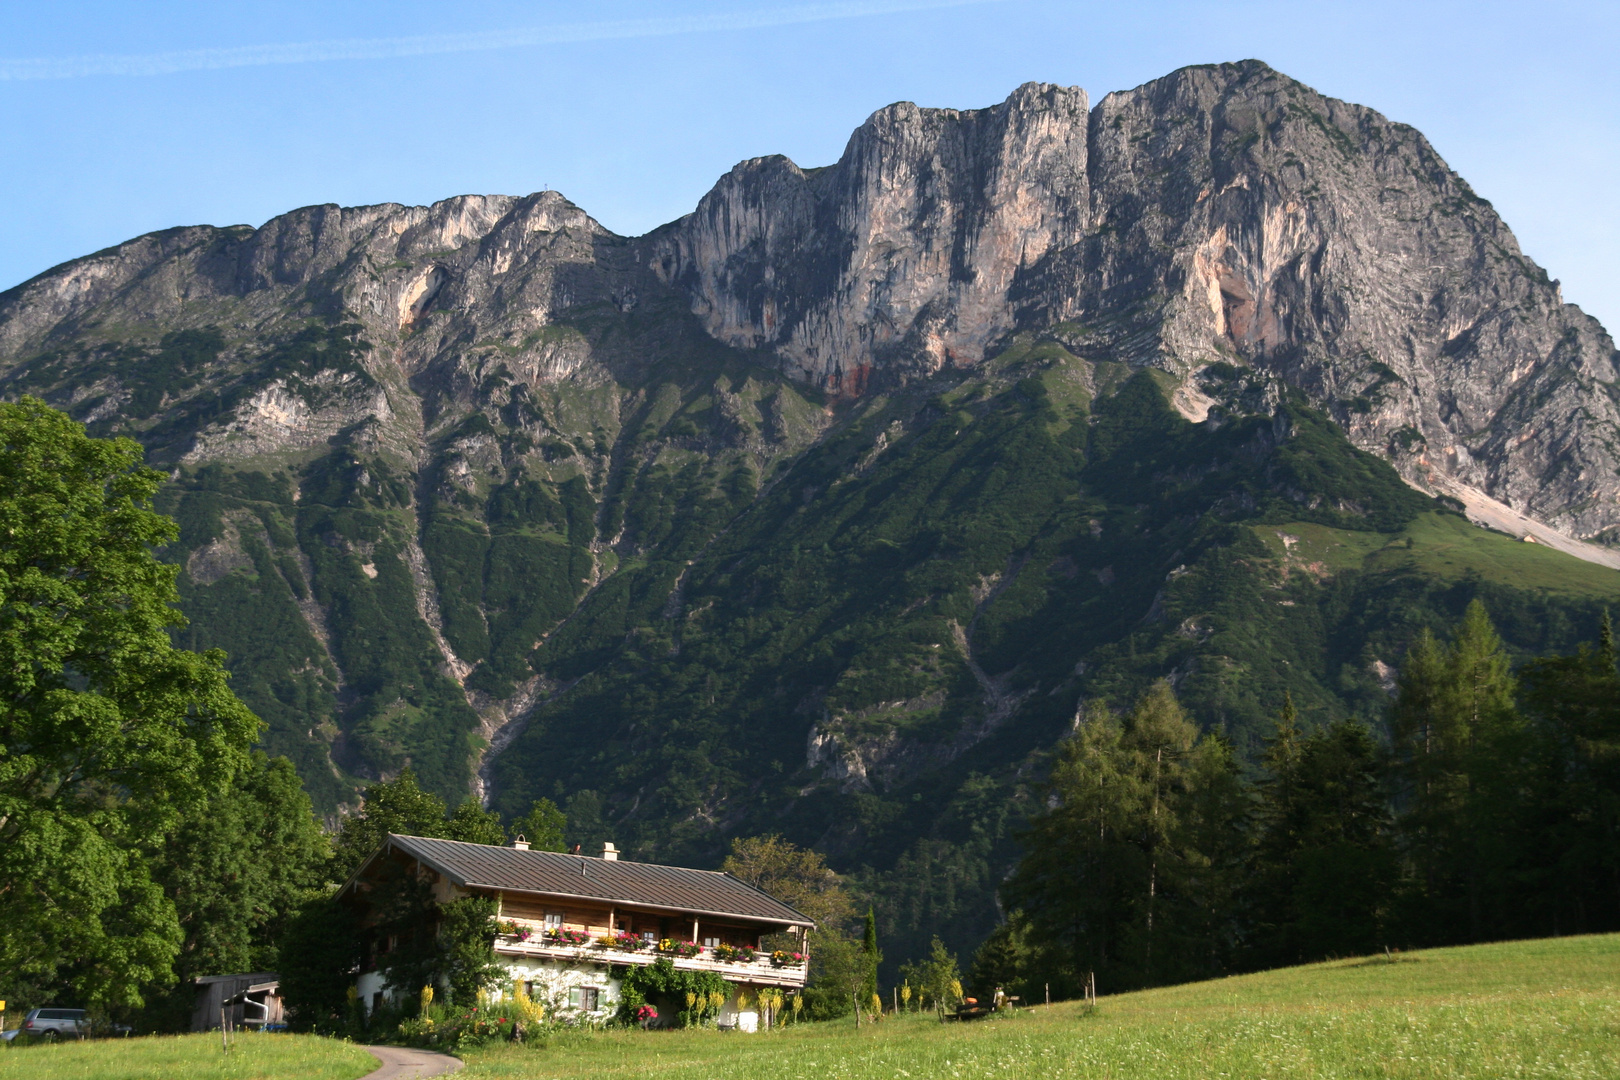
12,304,1620,990
487,356,1620,979
456,934,1620,1080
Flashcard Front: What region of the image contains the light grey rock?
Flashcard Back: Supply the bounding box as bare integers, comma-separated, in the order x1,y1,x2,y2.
2,61,1617,540
648,62,1620,540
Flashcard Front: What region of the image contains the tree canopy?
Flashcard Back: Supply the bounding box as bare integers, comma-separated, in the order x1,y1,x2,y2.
720,834,854,935
0,398,261,1007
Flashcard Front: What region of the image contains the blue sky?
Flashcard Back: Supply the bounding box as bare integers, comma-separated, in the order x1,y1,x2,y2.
3,1,1618,331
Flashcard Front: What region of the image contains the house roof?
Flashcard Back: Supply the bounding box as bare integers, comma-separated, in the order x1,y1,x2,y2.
346,834,815,929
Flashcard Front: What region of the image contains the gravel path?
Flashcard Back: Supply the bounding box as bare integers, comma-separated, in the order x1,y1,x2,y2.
360,1045,463,1079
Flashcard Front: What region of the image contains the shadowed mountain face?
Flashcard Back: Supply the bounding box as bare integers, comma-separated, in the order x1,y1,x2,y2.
2,60,1618,969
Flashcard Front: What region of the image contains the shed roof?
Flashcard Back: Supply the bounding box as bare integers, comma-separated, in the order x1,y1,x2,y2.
347,835,814,928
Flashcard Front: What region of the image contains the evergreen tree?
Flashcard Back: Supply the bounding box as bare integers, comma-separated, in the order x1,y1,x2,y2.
1003,681,1240,996
861,907,881,1004
1001,697,1145,997
1388,600,1525,942
1249,694,1306,963
1249,709,1393,967
1517,613,1620,935
967,918,1030,1002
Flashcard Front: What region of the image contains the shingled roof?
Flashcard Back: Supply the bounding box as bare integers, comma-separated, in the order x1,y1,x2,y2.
346,835,814,928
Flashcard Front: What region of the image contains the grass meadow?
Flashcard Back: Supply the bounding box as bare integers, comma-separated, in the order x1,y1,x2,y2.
2,934,1613,1079
0,1031,375,1080
463,934,1620,1080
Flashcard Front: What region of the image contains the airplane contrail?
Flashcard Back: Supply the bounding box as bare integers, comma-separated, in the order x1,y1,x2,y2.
0,1,1005,81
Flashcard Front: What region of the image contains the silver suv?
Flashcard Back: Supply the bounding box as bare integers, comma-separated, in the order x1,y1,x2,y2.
4,1007,88,1041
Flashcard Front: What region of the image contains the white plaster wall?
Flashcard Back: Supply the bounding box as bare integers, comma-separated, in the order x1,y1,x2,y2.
718,988,760,1033
498,956,619,1025
356,971,390,1015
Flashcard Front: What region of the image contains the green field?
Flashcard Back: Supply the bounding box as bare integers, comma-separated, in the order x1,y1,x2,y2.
0,1031,375,1080
3,936,1614,1079
462,934,1620,1079
1256,512,1620,597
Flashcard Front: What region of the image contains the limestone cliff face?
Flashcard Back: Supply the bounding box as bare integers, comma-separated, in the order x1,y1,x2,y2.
647,62,1620,540
646,82,1092,393
1,60,1617,543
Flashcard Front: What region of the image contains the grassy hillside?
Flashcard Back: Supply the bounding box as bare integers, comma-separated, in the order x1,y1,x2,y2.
460,934,1620,1079
0,1031,374,1080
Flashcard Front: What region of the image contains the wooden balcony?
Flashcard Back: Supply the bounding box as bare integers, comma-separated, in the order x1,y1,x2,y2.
495,935,809,988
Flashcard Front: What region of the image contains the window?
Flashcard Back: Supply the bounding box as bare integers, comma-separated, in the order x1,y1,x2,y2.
702,936,721,948
641,930,658,943
568,986,599,1011
543,911,564,929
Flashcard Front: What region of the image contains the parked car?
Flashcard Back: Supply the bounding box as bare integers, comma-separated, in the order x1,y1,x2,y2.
2,1008,88,1041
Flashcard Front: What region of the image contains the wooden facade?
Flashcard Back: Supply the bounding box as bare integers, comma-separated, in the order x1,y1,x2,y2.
341,834,815,1029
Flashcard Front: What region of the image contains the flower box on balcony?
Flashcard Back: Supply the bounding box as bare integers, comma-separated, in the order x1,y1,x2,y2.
603,931,648,951
711,943,758,963
547,928,592,946
657,939,702,958
770,950,807,967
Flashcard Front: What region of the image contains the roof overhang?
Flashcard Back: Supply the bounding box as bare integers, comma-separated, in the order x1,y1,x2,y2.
338,835,815,929
467,881,813,929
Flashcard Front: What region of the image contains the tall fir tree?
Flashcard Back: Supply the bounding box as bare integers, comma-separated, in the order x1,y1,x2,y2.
1389,600,1524,942
861,907,881,1005
1517,612,1620,935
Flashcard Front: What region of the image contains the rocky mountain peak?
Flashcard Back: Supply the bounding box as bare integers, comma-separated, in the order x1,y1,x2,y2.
648,80,1092,392
1,61,1618,543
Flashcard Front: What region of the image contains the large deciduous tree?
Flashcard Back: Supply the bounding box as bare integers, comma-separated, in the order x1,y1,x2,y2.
142,753,330,1028
0,398,260,1007
720,834,855,937
329,768,449,879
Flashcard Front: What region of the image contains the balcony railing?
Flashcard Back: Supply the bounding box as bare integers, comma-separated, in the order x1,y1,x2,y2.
494,934,809,987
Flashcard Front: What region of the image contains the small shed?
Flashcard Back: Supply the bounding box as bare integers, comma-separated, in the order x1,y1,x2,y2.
191,973,283,1031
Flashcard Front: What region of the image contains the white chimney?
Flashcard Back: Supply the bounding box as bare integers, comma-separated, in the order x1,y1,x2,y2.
601,842,619,861
510,835,530,851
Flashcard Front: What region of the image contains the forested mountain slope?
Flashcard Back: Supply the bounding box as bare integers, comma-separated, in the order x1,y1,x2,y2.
2,60,1618,970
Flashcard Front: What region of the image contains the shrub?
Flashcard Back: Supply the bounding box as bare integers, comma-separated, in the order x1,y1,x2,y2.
617,959,730,1028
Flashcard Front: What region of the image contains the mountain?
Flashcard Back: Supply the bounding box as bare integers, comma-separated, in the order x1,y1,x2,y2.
3,60,1618,969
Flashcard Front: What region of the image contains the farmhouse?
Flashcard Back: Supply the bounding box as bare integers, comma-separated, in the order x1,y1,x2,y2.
340,834,814,1031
